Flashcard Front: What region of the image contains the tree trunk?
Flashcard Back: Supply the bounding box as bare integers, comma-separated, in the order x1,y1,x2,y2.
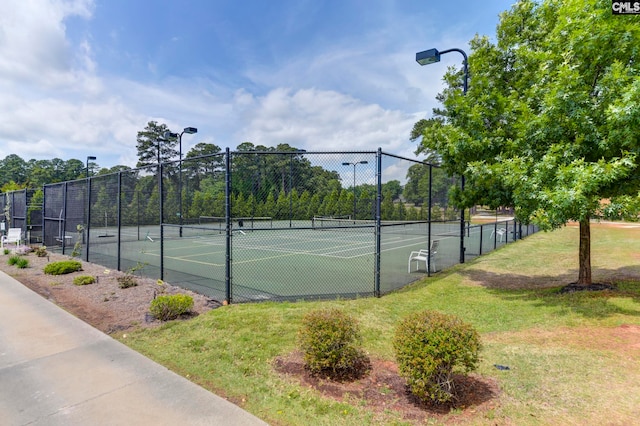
577,218,592,285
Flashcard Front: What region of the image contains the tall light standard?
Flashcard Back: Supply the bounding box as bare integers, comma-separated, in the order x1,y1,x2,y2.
164,127,197,237
86,156,96,178
416,47,468,264
342,161,368,222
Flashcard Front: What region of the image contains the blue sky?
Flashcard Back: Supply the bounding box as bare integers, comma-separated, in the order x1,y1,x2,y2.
0,0,515,180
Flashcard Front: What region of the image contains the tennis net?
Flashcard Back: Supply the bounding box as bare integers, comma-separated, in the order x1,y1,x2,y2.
198,216,273,230
311,217,467,237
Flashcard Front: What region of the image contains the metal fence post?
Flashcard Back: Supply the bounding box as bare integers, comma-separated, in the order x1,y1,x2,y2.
85,176,91,262
460,176,465,264
41,187,45,245
225,148,232,304
427,164,433,277
61,183,68,255
117,171,122,271
159,163,164,280
374,148,381,297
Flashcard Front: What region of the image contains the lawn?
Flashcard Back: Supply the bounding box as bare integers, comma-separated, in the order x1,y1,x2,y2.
119,223,640,425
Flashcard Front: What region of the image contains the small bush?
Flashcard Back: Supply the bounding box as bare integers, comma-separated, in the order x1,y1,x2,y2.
3,248,9,255
73,275,96,286
393,310,481,404
117,275,138,289
43,260,83,275
298,308,369,380
7,255,20,265
150,294,194,321
32,246,48,257
16,258,29,269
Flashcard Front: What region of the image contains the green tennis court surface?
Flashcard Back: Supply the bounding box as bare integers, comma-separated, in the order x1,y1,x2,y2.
75,219,513,302
82,222,474,301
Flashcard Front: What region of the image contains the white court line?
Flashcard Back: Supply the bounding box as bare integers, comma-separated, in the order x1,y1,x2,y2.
227,234,445,260
230,232,427,257
141,231,449,264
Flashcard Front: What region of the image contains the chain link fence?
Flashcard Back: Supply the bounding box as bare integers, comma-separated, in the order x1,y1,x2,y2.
1,189,42,244
7,149,539,303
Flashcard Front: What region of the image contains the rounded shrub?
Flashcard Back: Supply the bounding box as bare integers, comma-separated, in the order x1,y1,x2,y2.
16,258,29,269
149,294,194,321
393,310,481,404
7,255,20,265
298,308,369,380
43,260,83,275
33,246,48,257
117,275,138,289
73,275,96,286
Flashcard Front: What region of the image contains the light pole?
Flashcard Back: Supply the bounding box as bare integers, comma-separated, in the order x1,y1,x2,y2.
86,156,96,178
416,47,468,263
342,161,368,222
164,127,197,237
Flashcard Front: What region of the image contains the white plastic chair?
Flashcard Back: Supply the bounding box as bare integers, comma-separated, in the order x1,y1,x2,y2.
408,240,439,273
490,227,506,242
1,228,22,249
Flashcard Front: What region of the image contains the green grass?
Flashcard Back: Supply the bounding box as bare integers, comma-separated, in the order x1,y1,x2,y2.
120,224,640,425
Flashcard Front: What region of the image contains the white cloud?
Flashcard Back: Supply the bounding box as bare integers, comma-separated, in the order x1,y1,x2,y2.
6,138,62,159
0,0,94,88
237,88,418,153
0,0,479,175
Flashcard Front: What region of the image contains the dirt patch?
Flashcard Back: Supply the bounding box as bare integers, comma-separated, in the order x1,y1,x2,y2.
558,282,618,293
274,351,501,424
0,249,219,334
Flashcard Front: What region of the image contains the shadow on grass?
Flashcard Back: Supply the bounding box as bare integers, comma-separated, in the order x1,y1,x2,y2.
460,266,640,319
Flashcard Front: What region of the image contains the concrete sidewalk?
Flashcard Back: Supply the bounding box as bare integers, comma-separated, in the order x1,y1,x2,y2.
0,271,268,426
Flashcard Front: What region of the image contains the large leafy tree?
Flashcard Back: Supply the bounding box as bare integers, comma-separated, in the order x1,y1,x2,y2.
419,0,640,286
0,155,97,188
0,154,28,186
136,121,177,168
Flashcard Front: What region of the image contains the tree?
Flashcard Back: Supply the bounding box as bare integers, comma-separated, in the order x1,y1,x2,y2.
0,154,28,186
382,180,402,202
409,118,443,164
403,163,453,208
184,143,223,177
402,164,425,206
97,165,132,176
136,121,177,168
26,159,54,187
418,0,640,286
62,159,85,181
1,181,25,192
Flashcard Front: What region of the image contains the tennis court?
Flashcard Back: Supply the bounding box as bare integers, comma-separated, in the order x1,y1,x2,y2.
35,150,539,303
81,219,469,302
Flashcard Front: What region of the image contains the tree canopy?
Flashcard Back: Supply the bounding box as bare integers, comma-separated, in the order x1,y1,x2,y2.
136,121,177,168
0,155,92,188
418,0,640,285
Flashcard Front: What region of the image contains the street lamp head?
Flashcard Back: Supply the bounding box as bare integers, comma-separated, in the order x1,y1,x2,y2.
183,127,197,134
87,156,96,161
342,162,350,166
164,131,179,139
416,48,441,66
359,161,368,165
